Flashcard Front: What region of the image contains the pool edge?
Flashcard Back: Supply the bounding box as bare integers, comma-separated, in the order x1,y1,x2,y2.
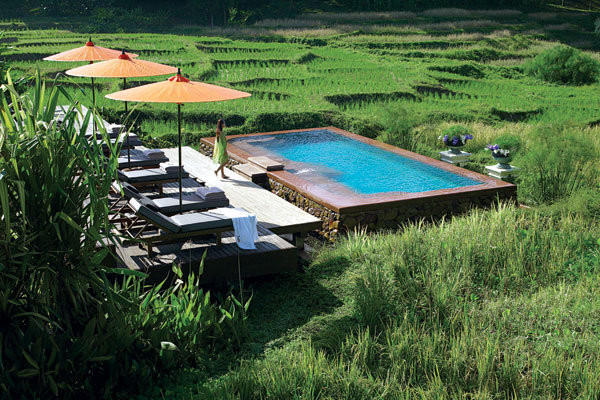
201,126,517,215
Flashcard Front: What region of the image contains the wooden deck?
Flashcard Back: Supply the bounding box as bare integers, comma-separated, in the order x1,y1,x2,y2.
116,224,298,285
112,146,321,283
161,146,322,235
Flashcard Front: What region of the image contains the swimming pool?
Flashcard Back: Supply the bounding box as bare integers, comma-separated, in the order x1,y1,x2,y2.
229,129,481,195
200,127,516,239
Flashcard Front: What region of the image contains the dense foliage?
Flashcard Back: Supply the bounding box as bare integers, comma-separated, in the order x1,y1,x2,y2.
3,0,565,24
0,73,249,398
525,45,600,85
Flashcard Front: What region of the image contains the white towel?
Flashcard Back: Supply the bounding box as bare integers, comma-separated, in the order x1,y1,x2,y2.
143,149,165,159
211,208,258,250
196,186,225,199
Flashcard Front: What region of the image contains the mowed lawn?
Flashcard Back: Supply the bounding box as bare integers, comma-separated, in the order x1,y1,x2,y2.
4,10,600,399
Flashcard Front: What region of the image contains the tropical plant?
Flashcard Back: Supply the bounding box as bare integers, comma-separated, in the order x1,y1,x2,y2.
0,71,251,398
0,69,127,397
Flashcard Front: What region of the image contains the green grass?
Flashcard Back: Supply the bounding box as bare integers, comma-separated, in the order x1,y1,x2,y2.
133,206,600,399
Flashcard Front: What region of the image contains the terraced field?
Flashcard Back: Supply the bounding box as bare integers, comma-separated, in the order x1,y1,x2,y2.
2,10,600,180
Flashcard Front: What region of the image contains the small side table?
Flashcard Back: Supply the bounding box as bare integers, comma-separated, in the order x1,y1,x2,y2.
440,150,471,167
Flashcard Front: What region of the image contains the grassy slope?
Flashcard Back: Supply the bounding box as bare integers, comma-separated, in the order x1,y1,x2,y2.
137,206,600,399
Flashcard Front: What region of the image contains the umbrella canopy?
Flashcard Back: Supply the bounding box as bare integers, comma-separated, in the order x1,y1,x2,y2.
44,39,138,134
65,52,176,78
106,69,251,212
106,70,251,104
43,39,138,62
66,52,178,168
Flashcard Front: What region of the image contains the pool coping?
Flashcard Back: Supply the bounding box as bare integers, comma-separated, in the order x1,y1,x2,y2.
201,126,516,214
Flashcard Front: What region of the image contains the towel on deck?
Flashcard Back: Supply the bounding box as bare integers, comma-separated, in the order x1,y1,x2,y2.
196,186,225,200
211,208,258,250
143,149,166,159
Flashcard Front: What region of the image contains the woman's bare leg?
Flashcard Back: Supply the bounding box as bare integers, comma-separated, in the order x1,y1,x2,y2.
220,162,229,179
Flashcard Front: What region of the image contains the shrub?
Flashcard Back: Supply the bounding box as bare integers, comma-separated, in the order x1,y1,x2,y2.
524,45,600,85
519,125,598,204
377,105,421,151
247,110,343,132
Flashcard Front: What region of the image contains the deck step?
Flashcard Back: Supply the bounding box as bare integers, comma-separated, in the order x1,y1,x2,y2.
247,156,284,171
232,163,267,184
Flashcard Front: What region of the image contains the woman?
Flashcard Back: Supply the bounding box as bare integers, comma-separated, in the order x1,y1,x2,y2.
213,119,229,179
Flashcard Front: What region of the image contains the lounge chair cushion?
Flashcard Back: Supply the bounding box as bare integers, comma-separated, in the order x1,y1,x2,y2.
171,212,232,233
117,151,169,169
98,134,142,149
129,198,181,233
117,181,143,199
118,168,189,183
153,194,229,214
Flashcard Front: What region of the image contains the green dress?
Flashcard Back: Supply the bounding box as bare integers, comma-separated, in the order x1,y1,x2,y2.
213,131,229,165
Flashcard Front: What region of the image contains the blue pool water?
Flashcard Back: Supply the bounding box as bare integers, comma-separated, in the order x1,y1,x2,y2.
230,129,482,194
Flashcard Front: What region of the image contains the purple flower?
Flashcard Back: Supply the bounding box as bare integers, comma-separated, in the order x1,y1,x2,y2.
443,135,449,144
451,137,460,146
465,134,473,141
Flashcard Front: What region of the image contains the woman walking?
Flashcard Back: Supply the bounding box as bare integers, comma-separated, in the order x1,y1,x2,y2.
213,119,229,179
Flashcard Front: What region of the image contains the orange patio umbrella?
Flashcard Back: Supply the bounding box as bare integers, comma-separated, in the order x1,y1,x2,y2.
43,38,138,128
66,51,178,167
106,68,251,212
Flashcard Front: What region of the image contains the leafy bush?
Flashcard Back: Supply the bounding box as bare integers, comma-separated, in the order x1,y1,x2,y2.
525,45,600,85
377,105,421,151
0,72,249,398
519,125,598,204
247,110,344,132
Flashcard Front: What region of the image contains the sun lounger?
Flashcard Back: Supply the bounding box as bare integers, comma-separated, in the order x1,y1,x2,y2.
116,148,169,169
85,124,126,140
127,197,234,256
112,181,229,215
117,166,191,194
97,134,142,152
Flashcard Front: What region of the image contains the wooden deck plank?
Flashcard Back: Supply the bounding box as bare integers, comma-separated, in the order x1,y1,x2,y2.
161,146,321,235
116,223,298,284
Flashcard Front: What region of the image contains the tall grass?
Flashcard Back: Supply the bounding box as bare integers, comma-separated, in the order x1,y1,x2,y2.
205,206,600,399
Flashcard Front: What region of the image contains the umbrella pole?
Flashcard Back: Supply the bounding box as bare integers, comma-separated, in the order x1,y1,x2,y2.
178,103,182,213
91,77,96,133
124,78,131,169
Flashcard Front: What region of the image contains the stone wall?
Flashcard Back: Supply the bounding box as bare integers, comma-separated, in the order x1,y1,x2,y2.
267,177,516,241
267,178,340,240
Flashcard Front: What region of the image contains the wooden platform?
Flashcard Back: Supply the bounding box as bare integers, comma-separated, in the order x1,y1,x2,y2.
116,224,298,285
161,146,322,235
112,147,321,283
232,163,267,184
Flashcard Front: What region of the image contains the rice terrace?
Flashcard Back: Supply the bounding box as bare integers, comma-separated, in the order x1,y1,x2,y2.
2,0,600,398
